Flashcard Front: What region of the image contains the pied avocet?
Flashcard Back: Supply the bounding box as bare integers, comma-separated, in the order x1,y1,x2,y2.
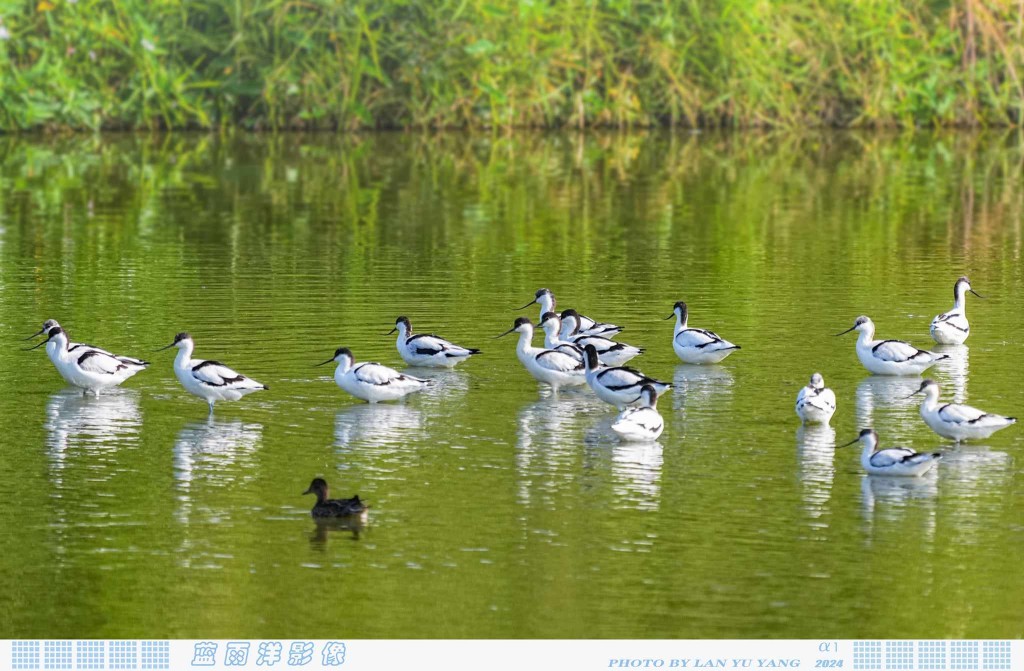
558,309,643,366
930,276,984,345
667,301,740,364
910,379,1016,442
836,316,947,375
840,428,941,477
611,384,664,441
387,316,480,368
582,344,670,409
795,373,837,425
517,288,621,338
537,312,585,362
496,317,587,390
157,332,268,411
317,346,429,403
29,326,148,395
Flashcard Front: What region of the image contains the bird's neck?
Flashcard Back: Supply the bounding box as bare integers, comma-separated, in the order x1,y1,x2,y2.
855,326,875,347
953,287,967,313
675,312,688,334
174,342,194,369
921,388,941,411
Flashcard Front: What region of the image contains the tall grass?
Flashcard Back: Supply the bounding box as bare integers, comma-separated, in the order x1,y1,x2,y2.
1,0,1023,131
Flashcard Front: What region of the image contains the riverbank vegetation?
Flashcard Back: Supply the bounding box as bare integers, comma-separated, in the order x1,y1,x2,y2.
2,0,1023,131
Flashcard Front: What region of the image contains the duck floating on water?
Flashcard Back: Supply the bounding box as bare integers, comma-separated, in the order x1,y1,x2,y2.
303,477,368,518
836,316,947,376
910,379,1016,442
930,276,984,345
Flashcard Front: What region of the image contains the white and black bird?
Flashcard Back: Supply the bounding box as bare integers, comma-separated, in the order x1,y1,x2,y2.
26,319,148,367
28,325,148,395
930,276,984,345
387,316,480,368
157,332,268,411
611,384,665,441
910,379,1016,442
558,309,643,366
836,316,947,376
496,317,587,390
840,428,941,477
517,288,621,338
666,301,740,364
317,347,430,403
582,344,671,409
537,312,585,362
795,373,837,425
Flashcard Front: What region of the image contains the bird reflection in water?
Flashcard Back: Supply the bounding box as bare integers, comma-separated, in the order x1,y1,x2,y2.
45,388,143,484
855,376,921,442
860,472,938,545
671,365,734,420
309,515,368,548
515,390,597,507
795,424,836,522
334,402,425,450
931,344,969,404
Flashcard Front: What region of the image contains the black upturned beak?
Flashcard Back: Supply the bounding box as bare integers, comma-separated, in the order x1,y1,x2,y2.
25,339,48,351
837,436,860,448
834,325,856,337
969,289,985,299
155,342,176,352
904,383,927,399
314,357,335,367
385,327,397,335
664,313,675,320
494,326,517,339
516,298,538,310
23,328,46,341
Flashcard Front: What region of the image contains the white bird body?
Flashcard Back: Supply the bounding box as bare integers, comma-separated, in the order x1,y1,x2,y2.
611,385,664,441
522,288,621,338
321,347,429,403
668,302,740,364
499,318,587,390
543,311,641,366
839,316,947,376
34,326,147,395
161,333,267,410
914,380,1016,441
795,373,837,424
846,429,941,477
930,277,981,345
582,345,670,409
390,317,480,368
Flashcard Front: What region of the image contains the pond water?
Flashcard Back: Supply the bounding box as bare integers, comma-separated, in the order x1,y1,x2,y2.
0,132,1022,639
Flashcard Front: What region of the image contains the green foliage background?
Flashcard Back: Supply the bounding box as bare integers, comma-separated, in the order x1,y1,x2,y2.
2,0,1023,130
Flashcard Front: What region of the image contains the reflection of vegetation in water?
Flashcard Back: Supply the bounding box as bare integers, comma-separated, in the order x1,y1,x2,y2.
2,2,1024,130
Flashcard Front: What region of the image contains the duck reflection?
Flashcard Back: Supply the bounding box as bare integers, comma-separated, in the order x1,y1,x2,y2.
796,425,836,521
309,516,368,548
855,376,920,441
173,417,263,525
45,389,142,481
671,365,733,418
931,344,969,403
334,402,425,449
515,391,598,507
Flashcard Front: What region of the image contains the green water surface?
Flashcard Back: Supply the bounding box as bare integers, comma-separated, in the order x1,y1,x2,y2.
0,132,1022,639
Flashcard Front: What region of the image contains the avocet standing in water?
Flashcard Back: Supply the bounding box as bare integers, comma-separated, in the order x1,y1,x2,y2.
158,332,268,411
930,276,984,345
387,316,480,368
29,326,148,395
666,301,740,364
317,347,430,403
496,317,587,390
611,384,664,441
517,288,621,338
582,345,671,409
548,310,643,366
910,379,1016,442
836,316,947,375
795,373,837,425
840,428,941,477
537,312,584,362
